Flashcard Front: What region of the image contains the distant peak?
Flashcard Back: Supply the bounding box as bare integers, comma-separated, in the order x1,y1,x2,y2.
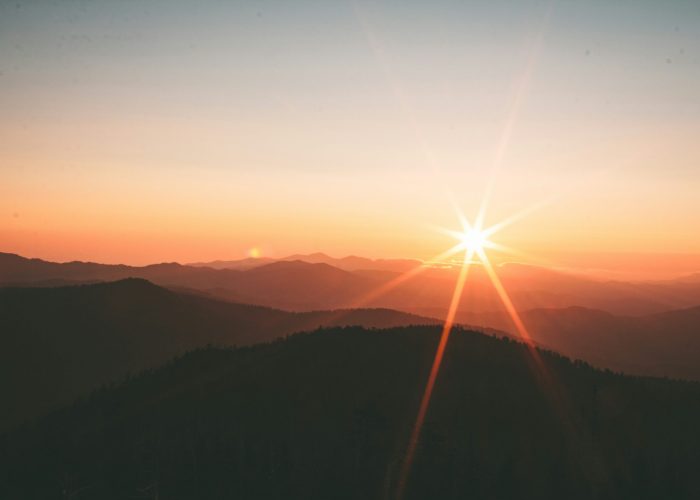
93,278,162,290
307,252,332,259
253,259,339,270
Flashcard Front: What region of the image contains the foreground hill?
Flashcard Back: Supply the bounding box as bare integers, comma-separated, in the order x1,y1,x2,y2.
0,280,436,431
462,305,700,381
3,326,700,499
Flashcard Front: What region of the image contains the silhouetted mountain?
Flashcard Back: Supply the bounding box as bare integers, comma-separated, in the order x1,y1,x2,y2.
0,280,436,431
0,252,225,287
4,252,700,315
190,252,423,272
187,256,277,270
3,326,700,499
459,305,700,380
0,253,384,310
205,260,378,310
663,272,700,284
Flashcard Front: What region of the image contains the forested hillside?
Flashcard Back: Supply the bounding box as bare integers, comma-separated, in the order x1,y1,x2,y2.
0,280,436,431
3,326,700,500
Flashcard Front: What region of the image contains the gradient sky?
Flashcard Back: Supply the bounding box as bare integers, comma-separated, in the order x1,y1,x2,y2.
1,0,699,276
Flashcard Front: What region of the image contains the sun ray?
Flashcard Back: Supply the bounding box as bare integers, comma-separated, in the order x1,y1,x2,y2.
476,248,534,345
395,248,475,500
471,1,553,241
397,196,557,499
482,195,559,239
483,241,567,272
444,189,472,232
368,8,560,495
432,225,474,243
481,240,514,253
292,243,470,335
476,247,608,477
352,1,448,188
347,243,465,309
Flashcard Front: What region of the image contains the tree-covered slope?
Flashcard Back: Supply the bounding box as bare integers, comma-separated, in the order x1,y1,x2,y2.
0,280,436,431
3,326,700,500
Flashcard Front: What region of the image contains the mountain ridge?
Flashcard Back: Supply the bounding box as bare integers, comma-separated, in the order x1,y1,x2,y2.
188,252,423,272
5,251,700,315
0,279,439,431
461,303,700,380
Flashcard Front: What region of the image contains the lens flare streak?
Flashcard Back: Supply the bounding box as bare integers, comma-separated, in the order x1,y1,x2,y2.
395,248,475,500
477,248,533,345
396,202,563,499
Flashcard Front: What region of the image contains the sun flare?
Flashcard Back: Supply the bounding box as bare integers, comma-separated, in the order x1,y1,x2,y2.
399,202,546,498
459,228,489,254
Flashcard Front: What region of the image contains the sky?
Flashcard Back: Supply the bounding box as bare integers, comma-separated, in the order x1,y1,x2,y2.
1,0,699,276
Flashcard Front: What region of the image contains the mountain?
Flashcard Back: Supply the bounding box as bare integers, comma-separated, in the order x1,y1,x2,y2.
3,326,700,499
195,260,386,310
187,256,276,270
0,253,381,310
661,272,700,285
189,252,423,272
0,252,232,287
0,252,385,310
0,280,437,431
4,252,700,316
457,305,700,380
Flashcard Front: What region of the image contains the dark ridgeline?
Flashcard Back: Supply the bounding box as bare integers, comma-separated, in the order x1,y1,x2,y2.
0,279,437,432
0,252,381,311
462,304,700,381
8,253,700,385
2,326,700,500
7,251,700,316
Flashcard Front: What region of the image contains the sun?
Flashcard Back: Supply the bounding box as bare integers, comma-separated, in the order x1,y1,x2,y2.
437,219,500,262
397,202,550,498
459,227,489,254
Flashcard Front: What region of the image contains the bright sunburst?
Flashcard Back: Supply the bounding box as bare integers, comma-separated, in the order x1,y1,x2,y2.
458,227,489,254
396,201,550,500
437,214,502,262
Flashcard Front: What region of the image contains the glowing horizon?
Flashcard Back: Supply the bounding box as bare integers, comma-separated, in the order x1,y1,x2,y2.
2,0,700,278
2,4,700,498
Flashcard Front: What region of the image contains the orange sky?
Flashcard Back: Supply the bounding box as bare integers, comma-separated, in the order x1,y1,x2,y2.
1,1,699,279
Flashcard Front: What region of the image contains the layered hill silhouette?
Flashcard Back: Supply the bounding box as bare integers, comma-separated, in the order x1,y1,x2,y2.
0,252,379,310
0,280,437,431
4,252,700,385
461,305,700,381
4,252,700,316
6,250,700,370
3,326,700,499
189,251,422,272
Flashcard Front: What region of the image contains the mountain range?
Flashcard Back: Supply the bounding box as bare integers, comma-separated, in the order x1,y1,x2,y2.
4,251,700,316
4,251,700,498
4,250,700,385
188,252,422,272
461,305,700,380
0,279,436,431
